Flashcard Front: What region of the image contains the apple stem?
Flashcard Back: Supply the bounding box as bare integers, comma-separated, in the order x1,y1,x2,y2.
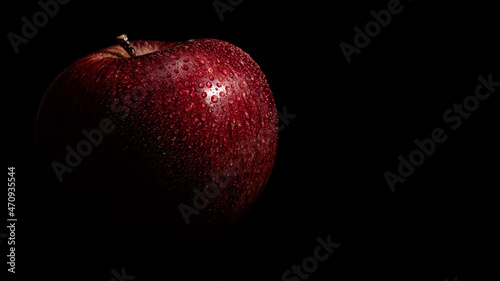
116,34,137,57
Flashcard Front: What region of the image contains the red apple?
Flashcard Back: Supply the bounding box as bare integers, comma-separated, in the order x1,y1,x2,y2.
36,35,278,244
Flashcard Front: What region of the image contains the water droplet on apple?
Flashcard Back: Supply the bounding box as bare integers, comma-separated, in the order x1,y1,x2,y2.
201,92,207,98
182,64,189,70
222,69,228,76
211,95,218,103
185,103,193,112
206,82,212,88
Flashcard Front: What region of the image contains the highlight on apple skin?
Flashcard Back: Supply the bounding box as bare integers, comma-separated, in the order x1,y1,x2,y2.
35,35,278,244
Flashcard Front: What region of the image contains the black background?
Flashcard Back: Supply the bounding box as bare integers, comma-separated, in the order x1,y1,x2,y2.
3,0,499,280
